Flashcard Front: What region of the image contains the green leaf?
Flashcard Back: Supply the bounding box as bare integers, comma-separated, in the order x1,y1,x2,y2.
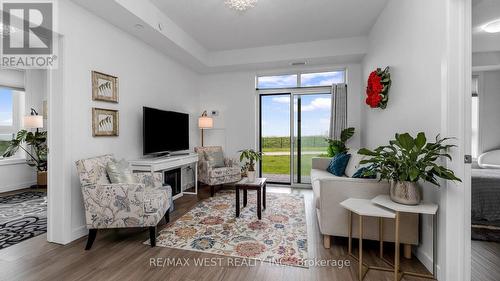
415,132,426,150
396,133,415,150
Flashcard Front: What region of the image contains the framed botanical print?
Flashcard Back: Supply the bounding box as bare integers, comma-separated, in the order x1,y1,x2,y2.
92,108,119,136
92,71,118,103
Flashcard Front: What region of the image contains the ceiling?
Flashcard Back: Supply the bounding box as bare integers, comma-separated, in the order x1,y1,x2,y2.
150,0,388,51
472,0,500,53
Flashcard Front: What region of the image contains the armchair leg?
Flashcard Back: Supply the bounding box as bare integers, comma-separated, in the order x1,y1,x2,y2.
210,186,215,197
149,226,157,247
164,208,170,224
85,229,97,250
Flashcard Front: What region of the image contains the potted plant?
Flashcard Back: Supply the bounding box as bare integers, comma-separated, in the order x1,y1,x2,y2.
358,132,461,205
3,130,48,187
326,127,355,157
239,149,262,182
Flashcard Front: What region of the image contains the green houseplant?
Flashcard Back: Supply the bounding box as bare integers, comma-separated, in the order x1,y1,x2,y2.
358,132,461,205
2,130,48,187
239,149,262,182
326,127,355,157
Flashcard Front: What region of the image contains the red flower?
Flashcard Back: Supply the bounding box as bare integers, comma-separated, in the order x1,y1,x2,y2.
366,93,382,108
365,70,385,108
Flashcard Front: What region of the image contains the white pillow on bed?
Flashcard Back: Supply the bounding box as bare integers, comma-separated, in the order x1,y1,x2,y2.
478,150,500,169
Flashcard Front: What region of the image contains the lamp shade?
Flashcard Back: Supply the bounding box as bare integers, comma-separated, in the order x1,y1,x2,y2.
24,115,43,129
198,116,213,129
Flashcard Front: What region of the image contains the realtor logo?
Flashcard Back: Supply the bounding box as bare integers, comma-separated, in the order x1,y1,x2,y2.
1,0,58,69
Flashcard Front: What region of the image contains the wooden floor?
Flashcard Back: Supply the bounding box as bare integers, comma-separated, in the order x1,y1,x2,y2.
0,186,432,281
472,240,500,281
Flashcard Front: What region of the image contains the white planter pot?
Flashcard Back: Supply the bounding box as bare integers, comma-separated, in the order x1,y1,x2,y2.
390,181,422,205
247,171,256,182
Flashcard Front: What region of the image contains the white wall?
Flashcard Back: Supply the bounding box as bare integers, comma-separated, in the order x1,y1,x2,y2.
56,1,200,240
0,69,47,192
477,70,500,154
361,0,446,274
198,64,363,160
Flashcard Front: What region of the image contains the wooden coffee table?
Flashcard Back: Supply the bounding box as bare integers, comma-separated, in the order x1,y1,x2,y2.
235,178,267,220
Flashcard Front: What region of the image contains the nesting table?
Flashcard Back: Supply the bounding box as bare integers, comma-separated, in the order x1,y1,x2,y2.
341,196,439,281
372,195,438,281
235,177,267,220
340,198,396,281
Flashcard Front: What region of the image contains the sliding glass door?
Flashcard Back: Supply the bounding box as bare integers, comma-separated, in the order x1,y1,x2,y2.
259,94,291,184
293,93,332,184
259,92,332,185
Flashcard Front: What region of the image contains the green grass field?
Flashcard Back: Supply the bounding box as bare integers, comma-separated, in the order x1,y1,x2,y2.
262,154,320,176
261,135,329,177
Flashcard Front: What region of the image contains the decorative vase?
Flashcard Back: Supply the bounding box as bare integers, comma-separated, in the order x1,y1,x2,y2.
247,171,256,182
390,181,421,205
37,171,48,188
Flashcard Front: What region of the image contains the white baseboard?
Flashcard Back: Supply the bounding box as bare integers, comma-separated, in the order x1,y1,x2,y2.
0,181,37,193
71,225,88,242
415,247,441,277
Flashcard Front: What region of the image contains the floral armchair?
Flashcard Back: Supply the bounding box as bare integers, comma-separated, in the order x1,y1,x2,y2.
75,154,171,250
194,146,241,196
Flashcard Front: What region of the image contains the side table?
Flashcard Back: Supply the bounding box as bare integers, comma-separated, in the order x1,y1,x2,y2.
340,198,396,281
235,177,267,220
372,195,439,281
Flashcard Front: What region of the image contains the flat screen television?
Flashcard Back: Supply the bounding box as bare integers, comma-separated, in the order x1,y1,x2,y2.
143,107,189,155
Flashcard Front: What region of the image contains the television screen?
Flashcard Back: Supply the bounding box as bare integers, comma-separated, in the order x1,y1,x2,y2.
143,107,189,155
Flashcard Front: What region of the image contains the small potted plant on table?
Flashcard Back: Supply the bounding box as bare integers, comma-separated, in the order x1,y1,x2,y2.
358,132,461,205
239,149,262,182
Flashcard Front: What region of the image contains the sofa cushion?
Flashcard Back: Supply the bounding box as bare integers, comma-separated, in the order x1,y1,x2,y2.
326,153,351,176
345,150,366,177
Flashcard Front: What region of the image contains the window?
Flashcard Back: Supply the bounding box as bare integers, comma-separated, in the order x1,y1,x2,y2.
257,74,298,89
257,70,345,89
471,76,479,159
300,71,345,87
0,87,24,159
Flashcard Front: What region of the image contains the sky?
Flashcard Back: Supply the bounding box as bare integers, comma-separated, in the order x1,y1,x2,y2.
0,88,13,127
260,71,344,137
261,94,332,137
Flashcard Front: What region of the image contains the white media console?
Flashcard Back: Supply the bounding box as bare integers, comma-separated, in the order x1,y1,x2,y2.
129,153,198,200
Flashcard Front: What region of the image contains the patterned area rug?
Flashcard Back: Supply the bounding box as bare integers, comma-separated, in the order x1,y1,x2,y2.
0,191,47,249
149,190,308,267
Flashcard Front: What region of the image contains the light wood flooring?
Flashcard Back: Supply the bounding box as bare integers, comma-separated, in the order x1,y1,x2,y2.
0,186,434,281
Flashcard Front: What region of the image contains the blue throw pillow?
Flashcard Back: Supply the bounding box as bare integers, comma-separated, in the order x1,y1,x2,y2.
326,153,351,176
352,166,376,179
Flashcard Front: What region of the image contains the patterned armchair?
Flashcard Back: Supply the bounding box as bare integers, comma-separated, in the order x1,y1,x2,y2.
194,146,241,196
75,155,171,250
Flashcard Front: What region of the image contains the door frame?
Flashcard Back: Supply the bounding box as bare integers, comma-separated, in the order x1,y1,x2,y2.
441,0,472,280
257,87,332,188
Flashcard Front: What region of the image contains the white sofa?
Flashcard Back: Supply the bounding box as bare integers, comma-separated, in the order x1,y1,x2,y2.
311,157,419,258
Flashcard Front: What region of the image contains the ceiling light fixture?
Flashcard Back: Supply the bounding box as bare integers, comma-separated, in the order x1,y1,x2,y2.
225,0,258,12
482,19,500,33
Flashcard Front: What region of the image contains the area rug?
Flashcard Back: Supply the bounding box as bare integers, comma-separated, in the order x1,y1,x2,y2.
148,190,308,267
0,191,47,249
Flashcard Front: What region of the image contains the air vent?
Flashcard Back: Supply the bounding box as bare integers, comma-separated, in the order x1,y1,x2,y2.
290,61,307,66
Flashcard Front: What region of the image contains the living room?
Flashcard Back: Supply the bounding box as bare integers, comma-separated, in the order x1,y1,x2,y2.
0,0,478,281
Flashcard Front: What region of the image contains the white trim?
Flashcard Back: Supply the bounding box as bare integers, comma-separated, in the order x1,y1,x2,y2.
472,65,500,72
441,0,472,280
0,157,27,166
47,35,72,244
0,180,37,193
71,225,88,242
